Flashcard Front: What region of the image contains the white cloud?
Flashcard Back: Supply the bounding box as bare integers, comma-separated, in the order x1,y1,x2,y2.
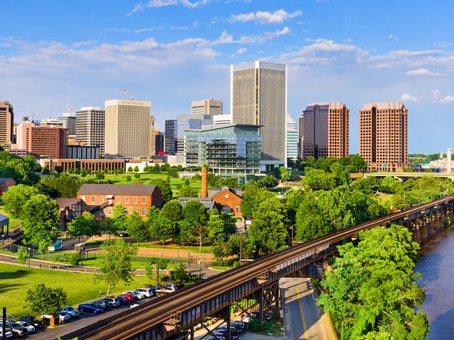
236,47,247,54
128,0,211,14
406,68,440,76
400,93,418,102
439,95,454,103
229,9,302,24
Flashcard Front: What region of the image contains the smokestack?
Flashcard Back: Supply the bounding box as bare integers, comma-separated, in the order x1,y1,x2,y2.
447,147,452,174
201,166,208,198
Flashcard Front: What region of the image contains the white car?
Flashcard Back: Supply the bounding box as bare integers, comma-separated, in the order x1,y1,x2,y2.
61,305,80,318
15,321,36,334
125,290,145,300
134,287,154,298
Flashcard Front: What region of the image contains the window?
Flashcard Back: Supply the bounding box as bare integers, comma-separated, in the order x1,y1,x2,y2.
91,196,95,203
125,197,129,204
107,208,112,216
142,197,146,204
116,196,121,203
134,197,138,204
142,208,146,215
100,196,104,204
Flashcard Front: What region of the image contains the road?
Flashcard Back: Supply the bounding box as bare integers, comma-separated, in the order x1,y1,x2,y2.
280,277,334,340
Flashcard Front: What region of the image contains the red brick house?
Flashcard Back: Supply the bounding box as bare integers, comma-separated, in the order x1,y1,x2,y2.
0,178,16,196
77,184,162,219
56,198,90,230
209,187,243,217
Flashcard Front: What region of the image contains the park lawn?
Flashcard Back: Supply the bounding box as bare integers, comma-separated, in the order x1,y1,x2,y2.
0,262,152,318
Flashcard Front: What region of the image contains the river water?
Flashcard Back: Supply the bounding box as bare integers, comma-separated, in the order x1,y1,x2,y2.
415,227,454,339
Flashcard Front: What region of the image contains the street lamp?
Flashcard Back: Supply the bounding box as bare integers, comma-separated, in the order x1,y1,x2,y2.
1,234,4,245
197,259,202,279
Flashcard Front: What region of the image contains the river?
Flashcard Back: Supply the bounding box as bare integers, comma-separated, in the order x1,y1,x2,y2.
416,227,454,339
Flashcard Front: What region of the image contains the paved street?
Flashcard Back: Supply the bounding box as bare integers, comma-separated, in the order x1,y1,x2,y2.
280,277,334,340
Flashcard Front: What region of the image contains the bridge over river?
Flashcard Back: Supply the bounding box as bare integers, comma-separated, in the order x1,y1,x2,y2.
61,195,454,340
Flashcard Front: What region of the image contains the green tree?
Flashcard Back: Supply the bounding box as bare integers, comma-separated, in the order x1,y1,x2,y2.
95,239,137,296
172,263,189,283
182,200,209,250
240,181,274,218
150,178,173,203
279,166,292,182
248,196,289,256
302,168,336,190
24,283,67,317
16,247,30,265
38,174,83,198
318,225,429,339
127,210,150,242
160,200,183,222
150,215,179,245
67,211,101,241
22,194,60,252
111,205,129,235
178,184,198,197
207,209,225,241
1,184,40,218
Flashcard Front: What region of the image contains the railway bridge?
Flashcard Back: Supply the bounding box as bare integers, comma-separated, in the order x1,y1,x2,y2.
61,195,454,340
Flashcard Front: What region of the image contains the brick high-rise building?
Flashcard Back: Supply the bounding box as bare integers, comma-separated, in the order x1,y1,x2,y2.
300,102,350,159
231,61,287,172
30,126,68,158
359,102,409,171
104,99,150,159
0,101,14,147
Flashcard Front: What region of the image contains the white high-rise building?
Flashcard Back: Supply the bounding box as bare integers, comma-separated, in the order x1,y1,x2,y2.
231,61,287,172
104,99,151,158
76,107,106,156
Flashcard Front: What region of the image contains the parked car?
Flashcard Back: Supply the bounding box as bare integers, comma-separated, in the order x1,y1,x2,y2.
125,290,145,300
0,328,13,339
60,305,80,318
57,311,71,323
121,292,135,302
134,287,155,298
15,320,36,334
115,295,129,305
155,283,181,294
5,322,28,337
19,315,44,329
102,297,120,308
78,303,104,314
47,239,63,251
92,299,108,309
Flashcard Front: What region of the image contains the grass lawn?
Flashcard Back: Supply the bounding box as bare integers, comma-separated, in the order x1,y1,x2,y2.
0,262,152,318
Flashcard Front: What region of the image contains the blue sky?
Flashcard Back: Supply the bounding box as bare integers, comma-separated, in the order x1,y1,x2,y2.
1,0,453,154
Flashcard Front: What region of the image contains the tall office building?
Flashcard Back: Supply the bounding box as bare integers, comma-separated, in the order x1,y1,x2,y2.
76,107,106,156
164,119,177,155
359,102,409,171
149,115,161,157
30,126,68,158
0,101,14,147
298,114,304,159
104,99,150,159
286,113,298,161
301,102,350,159
231,61,287,172
191,99,223,115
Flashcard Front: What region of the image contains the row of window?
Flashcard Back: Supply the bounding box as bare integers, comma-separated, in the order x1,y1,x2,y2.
90,195,147,205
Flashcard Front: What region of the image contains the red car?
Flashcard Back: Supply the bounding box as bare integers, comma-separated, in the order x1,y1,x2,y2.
122,292,135,302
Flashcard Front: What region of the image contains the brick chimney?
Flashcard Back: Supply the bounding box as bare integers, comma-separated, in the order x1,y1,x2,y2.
201,166,208,198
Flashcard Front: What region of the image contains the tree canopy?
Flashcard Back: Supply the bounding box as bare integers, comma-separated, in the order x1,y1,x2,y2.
22,194,60,252
24,283,67,316
95,239,137,296
318,225,429,339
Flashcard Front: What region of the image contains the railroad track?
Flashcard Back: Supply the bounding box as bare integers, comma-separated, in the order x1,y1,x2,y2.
62,195,454,340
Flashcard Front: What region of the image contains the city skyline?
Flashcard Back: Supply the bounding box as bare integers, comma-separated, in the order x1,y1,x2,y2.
1,1,453,154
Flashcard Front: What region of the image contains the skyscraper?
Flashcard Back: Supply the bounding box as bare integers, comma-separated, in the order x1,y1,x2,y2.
286,113,298,161
76,107,106,156
104,99,150,158
231,61,287,172
359,102,409,171
0,101,14,147
301,102,350,159
191,99,223,115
